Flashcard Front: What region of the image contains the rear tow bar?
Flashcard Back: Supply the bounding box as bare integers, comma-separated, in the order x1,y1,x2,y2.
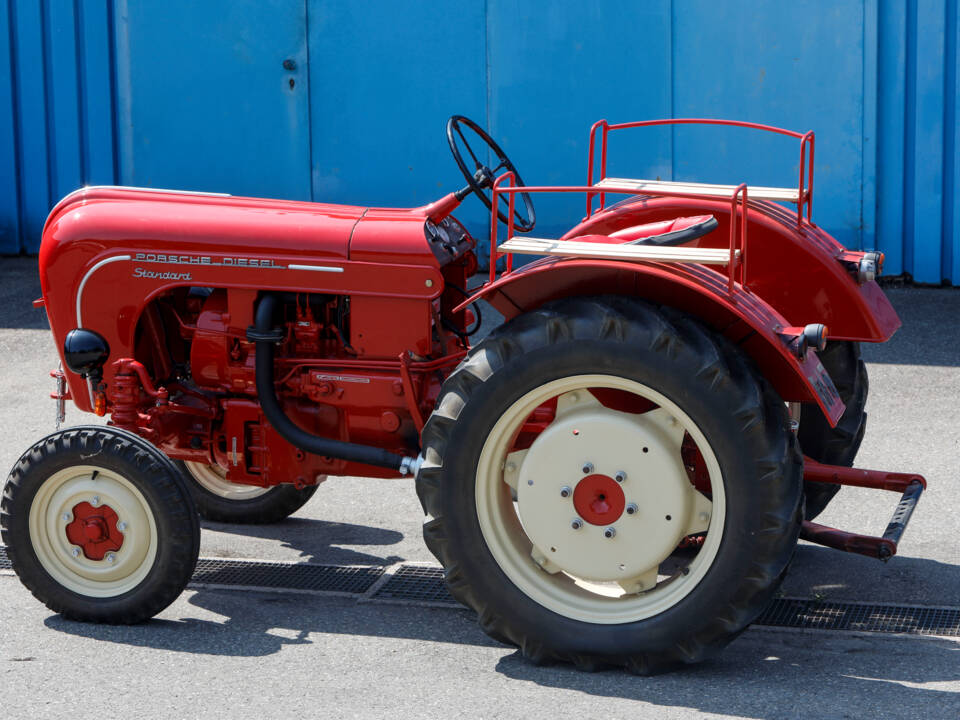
799,459,926,561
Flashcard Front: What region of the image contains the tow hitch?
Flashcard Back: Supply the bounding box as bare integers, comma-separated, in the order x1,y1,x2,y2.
800,459,926,560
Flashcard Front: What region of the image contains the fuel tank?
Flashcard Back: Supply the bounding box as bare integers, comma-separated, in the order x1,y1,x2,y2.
38,186,444,411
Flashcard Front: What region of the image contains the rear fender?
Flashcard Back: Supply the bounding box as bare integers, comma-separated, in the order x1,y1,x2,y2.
458,257,845,425
564,196,900,342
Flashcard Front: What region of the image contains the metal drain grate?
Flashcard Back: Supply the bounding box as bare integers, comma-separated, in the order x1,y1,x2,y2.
1,543,958,636
756,597,960,636
374,565,453,603
191,558,383,594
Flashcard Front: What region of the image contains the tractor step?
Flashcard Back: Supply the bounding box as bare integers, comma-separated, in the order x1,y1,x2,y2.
799,459,927,561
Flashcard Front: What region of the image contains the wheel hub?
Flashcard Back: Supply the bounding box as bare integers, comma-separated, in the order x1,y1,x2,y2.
65,501,124,560
573,474,625,525
514,390,712,585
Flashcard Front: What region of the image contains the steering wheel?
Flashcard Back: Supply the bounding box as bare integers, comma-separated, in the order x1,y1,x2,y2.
447,115,536,232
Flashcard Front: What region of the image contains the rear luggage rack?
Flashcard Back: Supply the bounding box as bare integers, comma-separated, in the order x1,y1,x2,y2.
497,236,738,265
800,460,926,561
594,177,803,204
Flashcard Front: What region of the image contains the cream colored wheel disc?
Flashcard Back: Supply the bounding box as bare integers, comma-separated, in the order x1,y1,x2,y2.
476,375,725,624
183,461,271,500
28,465,159,598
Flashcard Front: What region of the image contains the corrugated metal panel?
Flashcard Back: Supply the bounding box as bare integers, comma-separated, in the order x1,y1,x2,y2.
1,0,116,253
0,1,957,283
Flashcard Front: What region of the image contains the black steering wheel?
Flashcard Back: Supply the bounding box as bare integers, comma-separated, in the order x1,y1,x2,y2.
447,115,536,232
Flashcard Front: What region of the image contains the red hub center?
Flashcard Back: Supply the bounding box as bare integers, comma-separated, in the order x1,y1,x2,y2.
65,501,124,560
573,474,626,525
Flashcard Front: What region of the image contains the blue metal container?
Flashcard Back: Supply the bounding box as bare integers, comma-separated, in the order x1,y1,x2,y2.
1,0,957,283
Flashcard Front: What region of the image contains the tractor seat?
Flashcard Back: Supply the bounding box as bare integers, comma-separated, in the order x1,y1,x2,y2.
600,215,719,247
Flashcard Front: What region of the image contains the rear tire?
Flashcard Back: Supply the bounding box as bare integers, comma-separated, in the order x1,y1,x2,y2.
417,297,802,672
176,461,319,524
1,426,200,623
798,341,868,520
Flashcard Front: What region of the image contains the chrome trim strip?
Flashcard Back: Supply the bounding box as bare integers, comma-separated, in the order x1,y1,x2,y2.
287,264,345,273
76,255,131,327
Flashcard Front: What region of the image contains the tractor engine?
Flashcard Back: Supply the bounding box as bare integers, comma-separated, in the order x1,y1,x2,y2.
116,277,468,486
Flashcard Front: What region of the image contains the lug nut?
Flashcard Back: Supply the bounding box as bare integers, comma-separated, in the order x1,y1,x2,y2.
603,527,617,539
117,521,127,532
91,496,101,507
71,548,81,558
582,463,594,474
571,518,583,530
105,553,116,564
61,512,71,522
559,486,572,498
615,471,627,483
625,503,638,515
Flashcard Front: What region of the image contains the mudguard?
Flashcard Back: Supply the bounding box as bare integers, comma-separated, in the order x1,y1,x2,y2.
564,196,900,342
458,255,846,426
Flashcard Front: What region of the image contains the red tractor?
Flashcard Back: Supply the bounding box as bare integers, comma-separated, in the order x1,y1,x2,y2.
2,116,925,673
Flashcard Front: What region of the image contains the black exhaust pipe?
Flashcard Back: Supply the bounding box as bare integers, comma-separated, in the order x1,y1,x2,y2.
251,294,417,474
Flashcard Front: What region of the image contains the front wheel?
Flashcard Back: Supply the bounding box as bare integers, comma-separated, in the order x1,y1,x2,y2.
416,298,802,672
1,426,200,623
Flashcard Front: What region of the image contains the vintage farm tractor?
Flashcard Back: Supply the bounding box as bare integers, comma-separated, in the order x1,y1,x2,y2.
1,117,925,672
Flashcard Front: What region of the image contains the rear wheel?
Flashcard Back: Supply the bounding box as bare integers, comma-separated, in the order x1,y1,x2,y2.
177,461,319,524
1,426,199,623
417,298,802,672
798,341,868,520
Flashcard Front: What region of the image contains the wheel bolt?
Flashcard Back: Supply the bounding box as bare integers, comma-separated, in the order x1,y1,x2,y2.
117,521,127,532
105,553,117,564
603,527,617,539
582,463,594,474
615,471,627,483
71,547,81,558
61,512,71,522
571,518,583,530
91,496,101,507
626,503,638,515
560,486,572,498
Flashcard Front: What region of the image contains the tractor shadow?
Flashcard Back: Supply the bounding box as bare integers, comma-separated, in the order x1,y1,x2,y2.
197,516,407,568
41,552,960,716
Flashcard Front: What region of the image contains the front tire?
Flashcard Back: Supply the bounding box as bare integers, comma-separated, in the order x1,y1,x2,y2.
177,461,319,524
1,426,200,623
417,298,802,672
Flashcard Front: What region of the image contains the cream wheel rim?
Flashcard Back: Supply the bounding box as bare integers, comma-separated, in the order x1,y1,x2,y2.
28,465,159,597
183,461,271,500
475,374,725,624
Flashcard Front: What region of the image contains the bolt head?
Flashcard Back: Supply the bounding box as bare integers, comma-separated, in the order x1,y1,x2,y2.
571,518,583,530
560,486,571,498
61,512,71,522
425,279,433,288
603,527,617,539
105,553,116,564
625,503,638,515
582,462,594,474
91,496,100,507
117,521,127,532
527,478,534,486
71,547,81,558
614,471,627,483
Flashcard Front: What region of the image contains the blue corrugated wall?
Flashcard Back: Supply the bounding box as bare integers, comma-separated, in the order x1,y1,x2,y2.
1,0,958,283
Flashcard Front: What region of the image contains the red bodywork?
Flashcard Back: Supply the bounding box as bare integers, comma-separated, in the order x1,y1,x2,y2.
38,119,899,499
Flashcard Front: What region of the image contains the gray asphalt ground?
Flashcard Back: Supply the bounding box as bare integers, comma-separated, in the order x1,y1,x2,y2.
0,256,958,719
